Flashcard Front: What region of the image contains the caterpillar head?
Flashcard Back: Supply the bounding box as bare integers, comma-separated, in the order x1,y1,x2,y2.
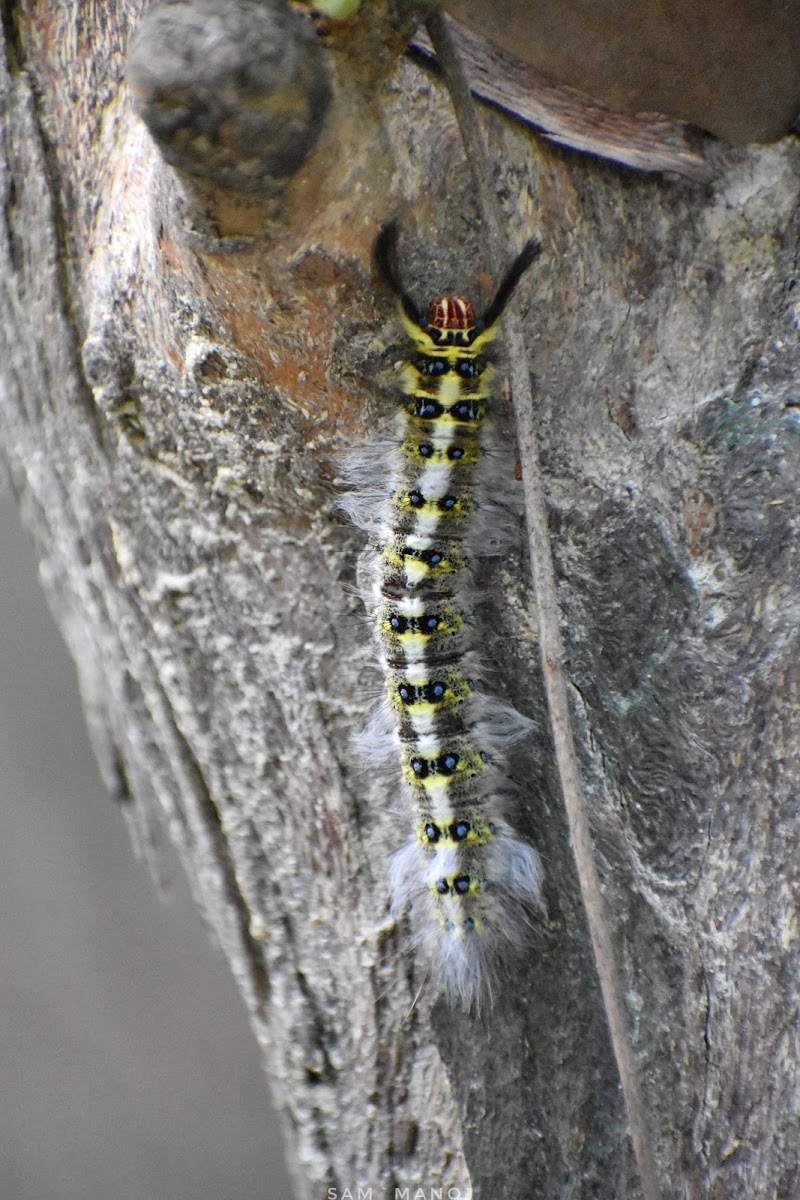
373,220,540,348
425,295,476,348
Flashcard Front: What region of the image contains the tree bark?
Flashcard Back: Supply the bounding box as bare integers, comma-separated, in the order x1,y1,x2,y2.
1,3,799,1198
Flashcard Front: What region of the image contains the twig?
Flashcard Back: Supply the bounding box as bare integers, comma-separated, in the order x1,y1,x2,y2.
409,15,714,180
423,9,663,1200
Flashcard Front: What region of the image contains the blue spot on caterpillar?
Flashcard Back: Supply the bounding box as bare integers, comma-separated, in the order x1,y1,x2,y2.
342,222,543,1011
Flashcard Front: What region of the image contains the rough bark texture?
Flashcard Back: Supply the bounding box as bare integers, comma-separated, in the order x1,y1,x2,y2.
1,3,799,1198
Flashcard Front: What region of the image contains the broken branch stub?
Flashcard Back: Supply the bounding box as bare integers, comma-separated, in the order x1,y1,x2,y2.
127,0,332,194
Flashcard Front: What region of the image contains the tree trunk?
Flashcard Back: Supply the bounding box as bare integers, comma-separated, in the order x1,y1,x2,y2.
1,3,798,1198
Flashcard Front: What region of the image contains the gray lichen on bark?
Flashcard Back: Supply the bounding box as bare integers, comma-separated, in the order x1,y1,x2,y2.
1,3,799,1198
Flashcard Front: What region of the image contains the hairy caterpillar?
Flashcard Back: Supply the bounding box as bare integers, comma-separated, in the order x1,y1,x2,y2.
343,223,543,1009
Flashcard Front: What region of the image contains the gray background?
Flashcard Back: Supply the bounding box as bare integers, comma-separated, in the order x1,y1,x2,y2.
0,494,293,1200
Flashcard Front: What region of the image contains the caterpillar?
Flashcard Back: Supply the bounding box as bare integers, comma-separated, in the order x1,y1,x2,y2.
343,222,543,1010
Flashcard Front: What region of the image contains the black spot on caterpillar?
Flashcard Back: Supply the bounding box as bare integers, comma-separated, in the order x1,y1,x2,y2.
342,222,543,1010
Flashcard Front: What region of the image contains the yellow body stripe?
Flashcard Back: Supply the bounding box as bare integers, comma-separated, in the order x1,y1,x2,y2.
400,745,486,787
399,310,502,355
380,544,467,580
400,439,482,467
415,819,495,847
430,876,486,898
387,675,473,714
393,491,475,519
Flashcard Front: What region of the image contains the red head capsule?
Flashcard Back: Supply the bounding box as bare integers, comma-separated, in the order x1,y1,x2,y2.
426,295,475,332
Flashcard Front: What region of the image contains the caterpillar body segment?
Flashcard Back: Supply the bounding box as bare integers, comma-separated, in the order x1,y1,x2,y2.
345,223,543,1010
